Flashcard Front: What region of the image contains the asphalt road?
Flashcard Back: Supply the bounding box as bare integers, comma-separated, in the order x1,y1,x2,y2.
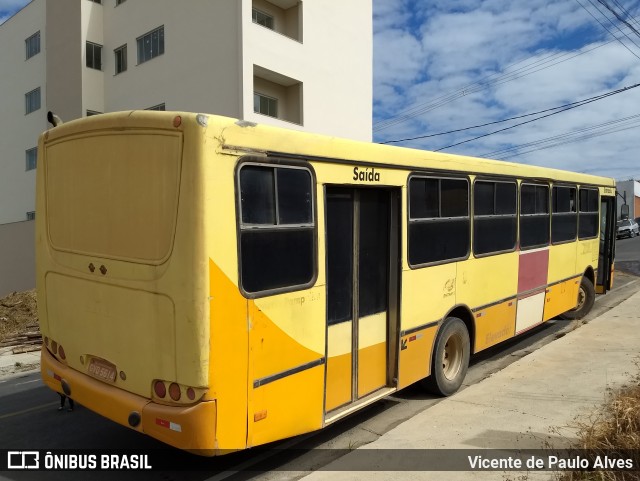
0,247,638,480
615,233,640,276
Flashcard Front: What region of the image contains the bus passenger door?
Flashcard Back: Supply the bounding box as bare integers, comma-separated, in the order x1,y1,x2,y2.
324,187,400,415
596,196,616,294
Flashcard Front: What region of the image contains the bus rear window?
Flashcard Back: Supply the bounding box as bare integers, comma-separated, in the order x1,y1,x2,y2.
45,132,182,263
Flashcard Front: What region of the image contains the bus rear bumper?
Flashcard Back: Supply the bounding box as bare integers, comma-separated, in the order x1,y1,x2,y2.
40,347,217,453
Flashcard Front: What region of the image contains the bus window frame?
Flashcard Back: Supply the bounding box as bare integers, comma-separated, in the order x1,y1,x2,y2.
577,185,600,241
550,183,578,246
235,157,318,299
407,173,471,269
519,181,551,251
471,177,518,259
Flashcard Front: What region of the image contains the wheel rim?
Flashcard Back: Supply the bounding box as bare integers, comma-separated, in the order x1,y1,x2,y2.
575,286,586,311
442,333,464,381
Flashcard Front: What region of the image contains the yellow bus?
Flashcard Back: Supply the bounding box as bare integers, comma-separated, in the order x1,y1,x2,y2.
36,111,616,454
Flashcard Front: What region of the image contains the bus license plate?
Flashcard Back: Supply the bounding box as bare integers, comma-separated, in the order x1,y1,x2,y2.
88,358,117,383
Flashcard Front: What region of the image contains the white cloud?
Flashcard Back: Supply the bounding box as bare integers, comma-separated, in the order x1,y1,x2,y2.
373,0,640,179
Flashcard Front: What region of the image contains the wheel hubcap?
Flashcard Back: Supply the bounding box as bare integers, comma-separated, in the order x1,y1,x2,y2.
442,333,463,381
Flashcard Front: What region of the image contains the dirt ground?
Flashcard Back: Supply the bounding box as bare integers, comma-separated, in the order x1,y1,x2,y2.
0,290,39,343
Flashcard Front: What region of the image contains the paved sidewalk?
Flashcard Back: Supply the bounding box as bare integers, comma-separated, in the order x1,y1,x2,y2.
0,347,40,380
301,290,640,481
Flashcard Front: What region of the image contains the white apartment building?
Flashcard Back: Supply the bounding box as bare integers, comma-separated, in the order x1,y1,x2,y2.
0,0,373,226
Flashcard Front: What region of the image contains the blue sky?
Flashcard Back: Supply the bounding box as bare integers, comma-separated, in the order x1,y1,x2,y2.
2,0,639,180
373,0,640,179
0,0,27,24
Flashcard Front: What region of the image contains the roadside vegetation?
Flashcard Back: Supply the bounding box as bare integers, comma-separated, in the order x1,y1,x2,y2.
560,361,640,481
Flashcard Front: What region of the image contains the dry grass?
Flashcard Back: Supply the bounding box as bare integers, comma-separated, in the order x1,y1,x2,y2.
0,289,38,343
560,362,640,481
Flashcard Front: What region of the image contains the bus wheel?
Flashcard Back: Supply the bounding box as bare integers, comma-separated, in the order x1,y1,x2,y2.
421,317,470,396
563,277,595,320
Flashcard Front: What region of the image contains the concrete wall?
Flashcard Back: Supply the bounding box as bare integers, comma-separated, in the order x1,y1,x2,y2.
81,0,105,114
0,0,46,225
1,0,373,229
0,221,35,297
242,0,373,141
102,0,243,116
46,0,83,122
616,180,640,220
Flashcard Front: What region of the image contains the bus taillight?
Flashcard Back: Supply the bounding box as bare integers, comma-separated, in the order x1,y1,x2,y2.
169,383,181,401
151,380,207,405
154,381,167,398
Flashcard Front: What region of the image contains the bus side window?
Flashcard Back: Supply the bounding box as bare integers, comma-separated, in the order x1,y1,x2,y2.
520,184,550,250
238,164,315,296
408,176,470,266
551,185,577,244
578,187,599,239
473,180,517,256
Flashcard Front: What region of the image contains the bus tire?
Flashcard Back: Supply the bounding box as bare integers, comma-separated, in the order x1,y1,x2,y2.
421,317,470,396
563,277,595,320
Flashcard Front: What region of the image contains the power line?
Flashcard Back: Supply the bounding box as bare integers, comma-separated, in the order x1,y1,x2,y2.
482,114,640,159
587,0,640,48
610,0,640,30
575,0,640,60
375,2,640,135
415,82,640,151
481,113,640,157
597,0,640,39
373,41,614,132
379,87,636,144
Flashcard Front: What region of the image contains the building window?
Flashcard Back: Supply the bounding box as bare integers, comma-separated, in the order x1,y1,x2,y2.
116,0,126,5
473,180,517,256
25,31,40,59
251,0,302,41
114,44,127,74
137,26,164,64
254,93,278,118
27,212,36,221
238,164,315,295
253,66,303,124
25,88,41,114
86,110,102,116
578,187,599,239
252,8,274,29
86,42,103,70
408,176,470,266
520,183,550,249
88,0,102,4
25,148,37,171
146,103,165,111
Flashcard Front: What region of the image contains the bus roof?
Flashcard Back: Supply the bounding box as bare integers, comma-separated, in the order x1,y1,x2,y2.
42,110,615,188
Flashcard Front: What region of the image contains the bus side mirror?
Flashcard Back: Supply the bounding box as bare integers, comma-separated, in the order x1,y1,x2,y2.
621,204,629,220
